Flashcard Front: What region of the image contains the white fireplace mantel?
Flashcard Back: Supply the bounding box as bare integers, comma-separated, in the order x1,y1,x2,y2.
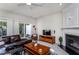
62,25,79,29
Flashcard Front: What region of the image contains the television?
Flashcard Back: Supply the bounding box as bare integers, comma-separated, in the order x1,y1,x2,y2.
43,30,51,35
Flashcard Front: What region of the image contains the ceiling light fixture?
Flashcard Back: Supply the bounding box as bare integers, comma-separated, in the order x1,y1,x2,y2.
59,3,62,6
26,3,31,5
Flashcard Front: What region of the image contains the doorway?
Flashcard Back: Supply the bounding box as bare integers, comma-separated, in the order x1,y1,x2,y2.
25,24,32,38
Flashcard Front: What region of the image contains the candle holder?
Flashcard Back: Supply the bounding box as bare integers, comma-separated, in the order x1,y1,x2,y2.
38,49,42,55
34,43,38,47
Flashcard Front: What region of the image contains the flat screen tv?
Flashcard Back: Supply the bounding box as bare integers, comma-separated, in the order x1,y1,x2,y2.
43,30,51,35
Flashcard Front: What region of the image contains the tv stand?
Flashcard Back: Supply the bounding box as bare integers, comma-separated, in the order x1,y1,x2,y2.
39,35,55,44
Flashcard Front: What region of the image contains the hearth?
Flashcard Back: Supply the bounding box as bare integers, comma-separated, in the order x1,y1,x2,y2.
66,34,79,55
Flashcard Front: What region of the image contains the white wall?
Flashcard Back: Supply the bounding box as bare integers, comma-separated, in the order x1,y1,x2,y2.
0,9,36,36
36,12,63,44
62,4,79,46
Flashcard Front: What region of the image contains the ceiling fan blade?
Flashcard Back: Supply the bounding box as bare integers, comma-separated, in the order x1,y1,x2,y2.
18,3,27,6
31,3,43,7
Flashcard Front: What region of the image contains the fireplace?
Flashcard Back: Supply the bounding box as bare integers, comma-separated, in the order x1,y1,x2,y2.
66,34,79,55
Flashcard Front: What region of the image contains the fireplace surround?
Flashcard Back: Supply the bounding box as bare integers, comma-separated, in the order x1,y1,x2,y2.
66,34,79,55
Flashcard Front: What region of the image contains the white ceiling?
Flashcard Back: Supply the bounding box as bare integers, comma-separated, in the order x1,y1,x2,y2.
0,3,71,19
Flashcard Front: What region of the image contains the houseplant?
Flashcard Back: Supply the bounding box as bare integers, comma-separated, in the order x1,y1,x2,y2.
59,36,63,46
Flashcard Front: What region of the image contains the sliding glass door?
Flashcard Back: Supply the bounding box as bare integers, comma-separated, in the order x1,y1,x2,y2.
19,23,32,38
0,21,7,36
19,23,24,37
25,24,32,37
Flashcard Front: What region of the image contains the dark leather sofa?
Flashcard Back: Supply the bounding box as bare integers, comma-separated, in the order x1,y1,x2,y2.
0,35,32,55
2,35,32,49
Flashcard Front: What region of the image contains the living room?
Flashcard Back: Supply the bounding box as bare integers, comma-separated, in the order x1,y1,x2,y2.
0,3,79,55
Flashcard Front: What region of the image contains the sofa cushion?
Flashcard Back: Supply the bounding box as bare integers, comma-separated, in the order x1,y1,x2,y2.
10,36,16,43
10,35,21,43
13,35,21,41
0,41,5,46
2,36,11,44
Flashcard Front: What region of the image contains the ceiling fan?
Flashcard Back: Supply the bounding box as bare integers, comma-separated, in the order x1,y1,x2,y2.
18,3,43,7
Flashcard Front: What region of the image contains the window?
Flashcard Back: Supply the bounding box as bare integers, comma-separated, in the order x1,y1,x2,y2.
19,23,24,37
19,23,32,37
0,21,7,36
25,24,32,37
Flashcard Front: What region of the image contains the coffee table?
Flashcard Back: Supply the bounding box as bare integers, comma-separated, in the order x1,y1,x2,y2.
24,42,49,55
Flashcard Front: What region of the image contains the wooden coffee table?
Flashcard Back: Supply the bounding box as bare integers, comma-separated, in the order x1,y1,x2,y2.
24,42,49,55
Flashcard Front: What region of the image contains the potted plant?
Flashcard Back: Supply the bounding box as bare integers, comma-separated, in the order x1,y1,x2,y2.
59,36,63,46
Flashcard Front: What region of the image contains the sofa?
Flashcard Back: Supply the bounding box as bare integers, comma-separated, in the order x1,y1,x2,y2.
2,35,32,47
0,35,32,54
